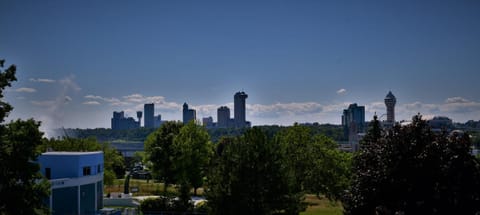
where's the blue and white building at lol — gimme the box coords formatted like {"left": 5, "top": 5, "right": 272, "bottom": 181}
{"left": 38, "top": 151, "right": 104, "bottom": 215}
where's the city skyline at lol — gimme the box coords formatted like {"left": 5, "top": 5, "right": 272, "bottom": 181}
{"left": 1, "top": 1, "right": 480, "bottom": 130}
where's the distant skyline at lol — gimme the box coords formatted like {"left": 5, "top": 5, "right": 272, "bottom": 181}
{"left": 1, "top": 1, "right": 480, "bottom": 132}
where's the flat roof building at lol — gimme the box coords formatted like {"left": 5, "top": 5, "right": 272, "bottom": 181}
{"left": 111, "top": 111, "right": 140, "bottom": 130}
{"left": 183, "top": 102, "right": 196, "bottom": 124}
{"left": 144, "top": 103, "right": 155, "bottom": 128}
{"left": 234, "top": 91, "right": 248, "bottom": 128}
{"left": 38, "top": 151, "right": 104, "bottom": 215}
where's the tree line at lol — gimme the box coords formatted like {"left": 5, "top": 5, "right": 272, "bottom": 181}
{"left": 62, "top": 123, "right": 346, "bottom": 143}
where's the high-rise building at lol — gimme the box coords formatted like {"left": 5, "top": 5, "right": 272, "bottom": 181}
{"left": 182, "top": 102, "right": 196, "bottom": 124}
{"left": 342, "top": 103, "right": 365, "bottom": 141}
{"left": 217, "top": 106, "right": 231, "bottom": 128}
{"left": 384, "top": 91, "right": 396, "bottom": 124}
{"left": 144, "top": 103, "right": 154, "bottom": 128}
{"left": 234, "top": 91, "right": 248, "bottom": 127}
{"left": 111, "top": 111, "right": 140, "bottom": 130}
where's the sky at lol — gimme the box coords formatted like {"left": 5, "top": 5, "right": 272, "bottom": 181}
{"left": 1, "top": 0, "right": 480, "bottom": 133}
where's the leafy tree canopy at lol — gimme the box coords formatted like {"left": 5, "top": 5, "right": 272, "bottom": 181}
{"left": 0, "top": 59, "right": 50, "bottom": 214}
{"left": 345, "top": 115, "right": 480, "bottom": 215}
{"left": 173, "top": 121, "right": 213, "bottom": 196}
{"left": 144, "top": 121, "right": 183, "bottom": 191}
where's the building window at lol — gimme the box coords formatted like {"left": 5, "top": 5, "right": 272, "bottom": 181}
{"left": 45, "top": 168, "right": 51, "bottom": 179}
{"left": 97, "top": 164, "right": 101, "bottom": 173}
{"left": 83, "top": 166, "right": 91, "bottom": 176}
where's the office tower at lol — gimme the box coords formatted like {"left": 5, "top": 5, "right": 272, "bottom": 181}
{"left": 111, "top": 111, "right": 124, "bottom": 130}
{"left": 342, "top": 103, "right": 365, "bottom": 141}
{"left": 144, "top": 103, "right": 154, "bottom": 128}
{"left": 234, "top": 91, "right": 248, "bottom": 127}
{"left": 384, "top": 91, "right": 396, "bottom": 124}
{"left": 111, "top": 111, "right": 139, "bottom": 130}
{"left": 217, "top": 106, "right": 231, "bottom": 128}
{"left": 182, "top": 102, "right": 196, "bottom": 124}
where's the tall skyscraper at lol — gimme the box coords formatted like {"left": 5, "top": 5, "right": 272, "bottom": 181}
{"left": 234, "top": 91, "right": 248, "bottom": 127}
{"left": 342, "top": 103, "right": 365, "bottom": 141}
{"left": 384, "top": 91, "right": 396, "bottom": 124}
{"left": 217, "top": 106, "right": 231, "bottom": 128}
{"left": 182, "top": 102, "right": 196, "bottom": 124}
{"left": 144, "top": 103, "right": 154, "bottom": 128}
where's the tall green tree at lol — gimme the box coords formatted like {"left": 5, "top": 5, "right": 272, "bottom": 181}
{"left": 345, "top": 115, "right": 480, "bottom": 214}
{"left": 275, "top": 124, "right": 351, "bottom": 201}
{"left": 207, "top": 128, "right": 302, "bottom": 215}
{"left": 0, "top": 59, "right": 50, "bottom": 214}
{"left": 173, "top": 121, "right": 213, "bottom": 195}
{"left": 144, "top": 121, "right": 183, "bottom": 192}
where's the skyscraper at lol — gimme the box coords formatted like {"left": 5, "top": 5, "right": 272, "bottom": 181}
{"left": 182, "top": 102, "right": 196, "bottom": 124}
{"left": 144, "top": 103, "right": 154, "bottom": 128}
{"left": 384, "top": 91, "right": 396, "bottom": 124}
{"left": 234, "top": 91, "right": 248, "bottom": 127}
{"left": 342, "top": 103, "right": 365, "bottom": 141}
{"left": 111, "top": 111, "right": 140, "bottom": 130}
{"left": 217, "top": 106, "right": 231, "bottom": 128}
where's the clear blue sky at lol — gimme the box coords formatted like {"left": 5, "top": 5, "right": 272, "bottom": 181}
{"left": 1, "top": 0, "right": 480, "bottom": 131}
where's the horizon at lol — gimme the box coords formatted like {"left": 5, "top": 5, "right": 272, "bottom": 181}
{"left": 1, "top": 1, "right": 480, "bottom": 131}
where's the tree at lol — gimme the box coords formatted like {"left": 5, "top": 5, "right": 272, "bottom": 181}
{"left": 102, "top": 142, "right": 125, "bottom": 184}
{"left": 173, "top": 121, "right": 213, "bottom": 196}
{"left": 0, "top": 59, "right": 50, "bottom": 214}
{"left": 207, "top": 128, "right": 302, "bottom": 215}
{"left": 345, "top": 115, "right": 480, "bottom": 214}
{"left": 274, "top": 124, "right": 351, "bottom": 201}
{"left": 144, "top": 121, "right": 183, "bottom": 192}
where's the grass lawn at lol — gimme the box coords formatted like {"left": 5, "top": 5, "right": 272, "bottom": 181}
{"left": 105, "top": 179, "right": 204, "bottom": 196}
{"left": 300, "top": 195, "right": 343, "bottom": 215}
{"left": 106, "top": 179, "right": 342, "bottom": 215}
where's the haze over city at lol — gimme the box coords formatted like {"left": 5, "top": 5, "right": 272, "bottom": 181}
{"left": 1, "top": 0, "right": 480, "bottom": 130}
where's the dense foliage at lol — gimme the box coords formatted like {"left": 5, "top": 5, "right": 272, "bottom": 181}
{"left": 144, "top": 121, "right": 183, "bottom": 191}
{"left": 63, "top": 127, "right": 156, "bottom": 142}
{"left": 63, "top": 123, "right": 345, "bottom": 143}
{"left": 173, "top": 121, "right": 213, "bottom": 195}
{"left": 0, "top": 59, "right": 50, "bottom": 214}
{"left": 345, "top": 115, "right": 480, "bottom": 214}
{"left": 207, "top": 128, "right": 297, "bottom": 215}
{"left": 275, "top": 124, "right": 351, "bottom": 201}
{"left": 206, "top": 126, "right": 351, "bottom": 215}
